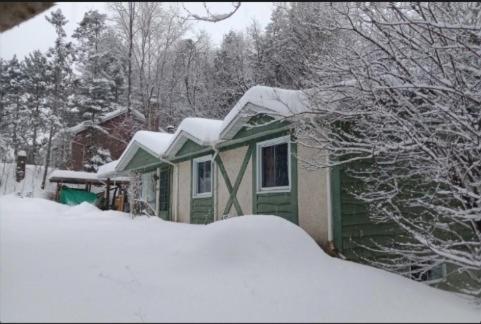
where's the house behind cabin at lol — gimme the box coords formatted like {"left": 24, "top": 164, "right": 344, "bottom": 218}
{"left": 51, "top": 108, "right": 146, "bottom": 171}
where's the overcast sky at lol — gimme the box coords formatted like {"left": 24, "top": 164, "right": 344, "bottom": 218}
{"left": 0, "top": 2, "right": 274, "bottom": 60}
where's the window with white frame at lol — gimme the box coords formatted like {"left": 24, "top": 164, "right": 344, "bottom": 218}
{"left": 193, "top": 155, "right": 212, "bottom": 198}
{"left": 141, "top": 170, "right": 157, "bottom": 209}
{"left": 257, "top": 136, "right": 291, "bottom": 192}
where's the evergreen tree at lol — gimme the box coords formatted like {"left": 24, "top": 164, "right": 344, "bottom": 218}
{"left": 3, "top": 55, "right": 27, "bottom": 158}
{"left": 72, "top": 10, "right": 116, "bottom": 122}
{"left": 22, "top": 50, "right": 50, "bottom": 164}
{"left": 41, "top": 9, "right": 74, "bottom": 189}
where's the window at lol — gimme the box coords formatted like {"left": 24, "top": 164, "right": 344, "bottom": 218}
{"left": 141, "top": 170, "right": 157, "bottom": 209}
{"left": 257, "top": 136, "right": 291, "bottom": 193}
{"left": 410, "top": 264, "right": 446, "bottom": 283}
{"left": 193, "top": 155, "right": 212, "bottom": 198}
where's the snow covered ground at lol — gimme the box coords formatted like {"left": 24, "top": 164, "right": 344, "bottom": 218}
{"left": 0, "top": 195, "right": 479, "bottom": 322}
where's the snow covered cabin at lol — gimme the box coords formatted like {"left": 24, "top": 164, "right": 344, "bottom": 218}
{"left": 112, "top": 86, "right": 332, "bottom": 246}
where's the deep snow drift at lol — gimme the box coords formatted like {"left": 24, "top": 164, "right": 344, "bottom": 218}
{"left": 0, "top": 196, "right": 479, "bottom": 322}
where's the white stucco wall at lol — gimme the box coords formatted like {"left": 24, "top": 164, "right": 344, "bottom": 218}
{"left": 296, "top": 143, "right": 330, "bottom": 245}
{"left": 176, "top": 160, "right": 191, "bottom": 223}
{"left": 216, "top": 146, "right": 253, "bottom": 218}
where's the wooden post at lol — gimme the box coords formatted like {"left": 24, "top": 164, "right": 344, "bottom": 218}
{"left": 105, "top": 178, "right": 111, "bottom": 209}
{"left": 55, "top": 182, "right": 60, "bottom": 201}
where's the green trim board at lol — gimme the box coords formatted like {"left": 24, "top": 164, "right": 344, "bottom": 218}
{"left": 330, "top": 165, "right": 343, "bottom": 250}
{"left": 170, "top": 148, "right": 214, "bottom": 163}
{"left": 232, "top": 115, "right": 289, "bottom": 141}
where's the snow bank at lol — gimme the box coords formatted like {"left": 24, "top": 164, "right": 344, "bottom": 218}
{"left": 1, "top": 196, "right": 479, "bottom": 322}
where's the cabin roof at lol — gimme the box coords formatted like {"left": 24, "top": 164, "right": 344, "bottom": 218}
{"left": 66, "top": 107, "right": 146, "bottom": 135}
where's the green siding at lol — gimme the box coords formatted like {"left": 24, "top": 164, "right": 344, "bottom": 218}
{"left": 335, "top": 161, "right": 403, "bottom": 260}
{"left": 124, "top": 148, "right": 160, "bottom": 171}
{"left": 176, "top": 139, "right": 205, "bottom": 157}
{"left": 330, "top": 165, "right": 343, "bottom": 250}
{"left": 191, "top": 197, "right": 214, "bottom": 224}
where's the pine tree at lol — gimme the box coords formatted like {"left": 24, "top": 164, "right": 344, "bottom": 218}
{"left": 22, "top": 50, "right": 49, "bottom": 164}
{"left": 3, "top": 55, "right": 27, "bottom": 158}
{"left": 41, "top": 9, "right": 74, "bottom": 189}
{"left": 72, "top": 10, "right": 116, "bottom": 122}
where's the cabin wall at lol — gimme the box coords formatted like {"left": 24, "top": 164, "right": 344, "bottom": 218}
{"left": 176, "top": 160, "right": 191, "bottom": 223}
{"left": 215, "top": 145, "right": 253, "bottom": 218}
{"left": 296, "top": 143, "right": 330, "bottom": 245}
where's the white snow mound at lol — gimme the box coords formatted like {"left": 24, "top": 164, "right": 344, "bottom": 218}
{"left": 0, "top": 196, "right": 479, "bottom": 322}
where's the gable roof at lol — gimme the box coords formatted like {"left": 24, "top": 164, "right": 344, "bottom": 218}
{"left": 219, "top": 86, "right": 310, "bottom": 139}
{"left": 115, "top": 131, "right": 174, "bottom": 172}
{"left": 66, "top": 107, "right": 146, "bottom": 135}
{"left": 163, "top": 117, "right": 223, "bottom": 158}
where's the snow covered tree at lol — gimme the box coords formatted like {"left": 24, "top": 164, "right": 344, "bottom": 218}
{"left": 3, "top": 55, "right": 27, "bottom": 158}
{"left": 22, "top": 50, "right": 50, "bottom": 164}
{"left": 72, "top": 10, "right": 117, "bottom": 122}
{"left": 41, "top": 9, "right": 74, "bottom": 189}
{"left": 294, "top": 2, "right": 481, "bottom": 295}
{"left": 0, "top": 58, "right": 9, "bottom": 162}
{"left": 83, "top": 145, "right": 112, "bottom": 172}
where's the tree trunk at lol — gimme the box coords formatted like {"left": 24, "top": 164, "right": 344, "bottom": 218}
{"left": 40, "top": 122, "right": 54, "bottom": 190}
{"left": 127, "top": 2, "right": 135, "bottom": 112}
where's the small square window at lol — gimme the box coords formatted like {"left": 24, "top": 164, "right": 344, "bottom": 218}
{"left": 193, "top": 156, "right": 212, "bottom": 198}
{"left": 257, "top": 136, "right": 291, "bottom": 193}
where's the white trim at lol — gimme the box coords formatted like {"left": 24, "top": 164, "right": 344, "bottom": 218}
{"left": 256, "top": 135, "right": 291, "bottom": 194}
{"left": 192, "top": 154, "right": 213, "bottom": 198}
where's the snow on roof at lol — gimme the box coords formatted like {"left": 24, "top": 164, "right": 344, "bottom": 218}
{"left": 163, "top": 117, "right": 223, "bottom": 157}
{"left": 66, "top": 107, "right": 146, "bottom": 135}
{"left": 96, "top": 160, "right": 119, "bottom": 178}
{"left": 115, "top": 131, "right": 174, "bottom": 172}
{"left": 174, "top": 117, "right": 223, "bottom": 145}
{"left": 129, "top": 131, "right": 174, "bottom": 157}
{"left": 220, "top": 86, "right": 311, "bottom": 138}
{"left": 48, "top": 170, "right": 99, "bottom": 181}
